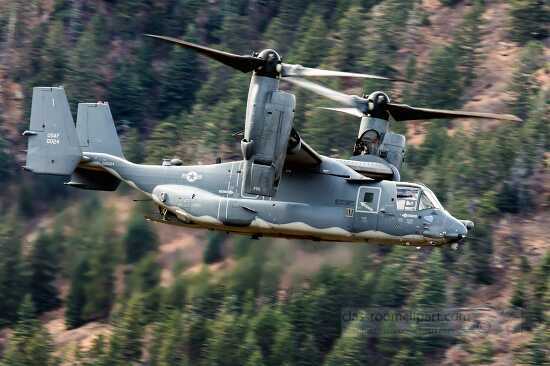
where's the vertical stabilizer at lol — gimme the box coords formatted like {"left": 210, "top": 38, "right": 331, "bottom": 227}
{"left": 76, "top": 102, "right": 124, "bottom": 158}
{"left": 23, "top": 87, "right": 82, "bottom": 175}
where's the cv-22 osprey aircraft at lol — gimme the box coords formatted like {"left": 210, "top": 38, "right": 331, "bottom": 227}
{"left": 23, "top": 36, "right": 520, "bottom": 248}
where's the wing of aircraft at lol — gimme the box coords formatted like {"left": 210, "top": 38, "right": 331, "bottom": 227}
{"left": 284, "top": 129, "right": 396, "bottom": 180}
{"left": 284, "top": 138, "right": 322, "bottom": 167}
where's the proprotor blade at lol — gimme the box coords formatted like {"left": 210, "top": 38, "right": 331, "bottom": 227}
{"left": 284, "top": 77, "right": 357, "bottom": 107}
{"left": 281, "top": 64, "right": 410, "bottom": 82}
{"left": 386, "top": 103, "right": 522, "bottom": 122}
{"left": 145, "top": 34, "right": 264, "bottom": 73}
{"left": 318, "top": 107, "right": 364, "bottom": 118}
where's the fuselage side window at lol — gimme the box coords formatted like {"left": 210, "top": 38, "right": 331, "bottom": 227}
{"left": 396, "top": 187, "right": 419, "bottom": 211}
{"left": 356, "top": 187, "right": 380, "bottom": 213}
{"left": 360, "top": 191, "right": 375, "bottom": 211}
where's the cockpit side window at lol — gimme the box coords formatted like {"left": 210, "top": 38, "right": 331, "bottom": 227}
{"left": 396, "top": 185, "right": 442, "bottom": 211}
{"left": 418, "top": 192, "right": 435, "bottom": 210}
{"left": 396, "top": 187, "right": 420, "bottom": 211}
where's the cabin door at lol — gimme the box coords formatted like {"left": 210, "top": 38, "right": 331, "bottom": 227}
{"left": 353, "top": 186, "right": 380, "bottom": 232}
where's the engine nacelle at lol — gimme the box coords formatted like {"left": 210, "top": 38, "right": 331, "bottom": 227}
{"left": 378, "top": 132, "right": 406, "bottom": 170}
{"left": 241, "top": 89, "right": 295, "bottom": 196}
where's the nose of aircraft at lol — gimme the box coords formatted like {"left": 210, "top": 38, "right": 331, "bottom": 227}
{"left": 445, "top": 215, "right": 469, "bottom": 242}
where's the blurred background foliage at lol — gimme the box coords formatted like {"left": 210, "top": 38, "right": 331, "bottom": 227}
{"left": 0, "top": 0, "right": 548, "bottom": 365}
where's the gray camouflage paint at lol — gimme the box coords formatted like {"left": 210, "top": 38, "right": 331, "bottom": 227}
{"left": 24, "top": 87, "right": 468, "bottom": 247}
{"left": 80, "top": 152, "right": 467, "bottom": 246}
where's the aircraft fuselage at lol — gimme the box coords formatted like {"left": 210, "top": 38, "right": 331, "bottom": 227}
{"left": 83, "top": 153, "right": 467, "bottom": 246}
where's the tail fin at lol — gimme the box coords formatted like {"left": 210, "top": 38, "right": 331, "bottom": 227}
{"left": 65, "top": 102, "right": 124, "bottom": 191}
{"left": 76, "top": 102, "right": 124, "bottom": 158}
{"left": 23, "top": 87, "right": 82, "bottom": 175}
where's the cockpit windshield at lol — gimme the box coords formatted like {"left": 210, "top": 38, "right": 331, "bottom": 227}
{"left": 396, "top": 184, "right": 442, "bottom": 211}
{"left": 422, "top": 186, "right": 443, "bottom": 210}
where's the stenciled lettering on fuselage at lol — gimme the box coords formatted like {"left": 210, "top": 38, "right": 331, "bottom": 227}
{"left": 101, "top": 159, "right": 115, "bottom": 167}
{"left": 46, "top": 132, "right": 60, "bottom": 145}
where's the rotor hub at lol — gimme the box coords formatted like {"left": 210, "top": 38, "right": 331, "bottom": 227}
{"left": 366, "top": 91, "right": 390, "bottom": 106}
{"left": 255, "top": 49, "right": 282, "bottom": 78}
{"left": 365, "top": 91, "right": 390, "bottom": 119}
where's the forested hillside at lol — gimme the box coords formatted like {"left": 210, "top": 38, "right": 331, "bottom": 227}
{"left": 0, "top": 0, "right": 548, "bottom": 365}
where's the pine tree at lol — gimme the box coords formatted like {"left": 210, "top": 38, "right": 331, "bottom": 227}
{"left": 204, "top": 309, "right": 248, "bottom": 366}
{"left": 112, "top": 0, "right": 152, "bottom": 38}
{"left": 227, "top": 247, "right": 265, "bottom": 305}
{"left": 465, "top": 195, "right": 495, "bottom": 285}
{"left": 126, "top": 253, "right": 161, "bottom": 321}
{"left": 239, "top": 330, "right": 265, "bottom": 366}
{"left": 440, "top": 0, "right": 461, "bottom": 6}
{"left": 509, "top": 0, "right": 549, "bottom": 44}
{"left": 134, "top": 38, "right": 156, "bottom": 92}
{"left": 245, "top": 350, "right": 265, "bottom": 366}
{"left": 325, "top": 0, "right": 365, "bottom": 72}
{"left": 520, "top": 88, "right": 550, "bottom": 169}
{"left": 418, "top": 251, "right": 448, "bottom": 305}
{"left": 523, "top": 251, "right": 550, "bottom": 329}
{"left": 262, "top": 0, "right": 310, "bottom": 55}
{"left": 296, "top": 334, "right": 321, "bottom": 366}
{"left": 454, "top": 2, "right": 485, "bottom": 88}
{"left": 163, "top": 276, "right": 187, "bottom": 311}
{"left": 285, "top": 289, "right": 320, "bottom": 365}
{"left": 65, "top": 257, "right": 90, "bottom": 329}
{"left": 158, "top": 31, "right": 201, "bottom": 119}
{"left": 390, "top": 348, "right": 423, "bottom": 366}
{"left": 38, "top": 20, "right": 66, "bottom": 86}
{"left": 104, "top": 294, "right": 145, "bottom": 365}
{"left": 413, "top": 45, "right": 463, "bottom": 109}
{"left": 269, "top": 315, "right": 294, "bottom": 366}
{"left": 471, "top": 339, "right": 494, "bottom": 364}
{"left": 0, "top": 115, "right": 9, "bottom": 181}
{"left": 372, "top": 262, "right": 408, "bottom": 308}
{"left": 0, "top": 218, "right": 27, "bottom": 325}
{"left": 287, "top": 5, "right": 329, "bottom": 67}
{"left": 250, "top": 306, "right": 281, "bottom": 361}
{"left": 65, "top": 15, "right": 103, "bottom": 108}
{"left": 522, "top": 323, "right": 549, "bottom": 365}
{"left": 506, "top": 41, "right": 544, "bottom": 121}
{"left": 361, "top": 0, "right": 415, "bottom": 93}
{"left": 191, "top": 275, "right": 226, "bottom": 319}
{"left": 79, "top": 334, "right": 107, "bottom": 365}
{"left": 410, "top": 249, "right": 450, "bottom": 355}
{"left": 147, "top": 319, "right": 164, "bottom": 366}
{"left": 510, "top": 279, "right": 526, "bottom": 309}
{"left": 258, "top": 250, "right": 285, "bottom": 302}
{"left": 187, "top": 315, "right": 209, "bottom": 363}
{"left": 310, "top": 267, "right": 360, "bottom": 354}
{"left": 108, "top": 61, "right": 146, "bottom": 124}
{"left": 0, "top": 295, "right": 55, "bottom": 366}
{"left": 155, "top": 311, "right": 188, "bottom": 366}
{"left": 127, "top": 254, "right": 161, "bottom": 295}
{"left": 323, "top": 319, "right": 366, "bottom": 366}
{"left": 203, "top": 232, "right": 225, "bottom": 264}
{"left": 145, "top": 121, "right": 180, "bottom": 164}
{"left": 400, "top": 55, "right": 417, "bottom": 106}
{"left": 29, "top": 231, "right": 61, "bottom": 314}
{"left": 124, "top": 207, "right": 158, "bottom": 263}
{"left": 83, "top": 215, "right": 116, "bottom": 321}
{"left": 122, "top": 127, "right": 144, "bottom": 163}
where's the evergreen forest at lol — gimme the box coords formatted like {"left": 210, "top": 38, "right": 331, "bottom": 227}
{"left": 0, "top": 0, "right": 548, "bottom": 365}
